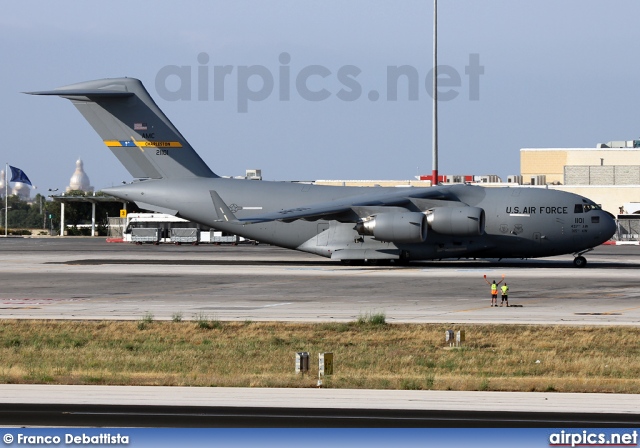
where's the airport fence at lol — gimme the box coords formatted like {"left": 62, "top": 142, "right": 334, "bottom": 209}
{"left": 615, "top": 218, "right": 640, "bottom": 243}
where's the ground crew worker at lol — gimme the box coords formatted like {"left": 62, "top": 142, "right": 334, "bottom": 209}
{"left": 484, "top": 274, "right": 504, "bottom": 307}
{"left": 500, "top": 283, "right": 509, "bottom": 307}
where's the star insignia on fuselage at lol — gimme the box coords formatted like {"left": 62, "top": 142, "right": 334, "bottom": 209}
{"left": 228, "top": 204, "right": 241, "bottom": 213}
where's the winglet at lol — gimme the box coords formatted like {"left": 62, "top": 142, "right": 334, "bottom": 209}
{"left": 210, "top": 191, "right": 239, "bottom": 223}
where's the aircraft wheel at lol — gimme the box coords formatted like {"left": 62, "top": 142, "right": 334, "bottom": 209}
{"left": 573, "top": 256, "right": 587, "bottom": 268}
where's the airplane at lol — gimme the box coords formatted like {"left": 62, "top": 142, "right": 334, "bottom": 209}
{"left": 28, "top": 78, "right": 616, "bottom": 267}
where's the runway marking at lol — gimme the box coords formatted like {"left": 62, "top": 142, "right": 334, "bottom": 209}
{"left": 591, "top": 304, "right": 640, "bottom": 315}
{"left": 0, "top": 306, "right": 41, "bottom": 310}
{"left": 262, "top": 303, "right": 293, "bottom": 308}
{"left": 1, "top": 298, "right": 88, "bottom": 305}
{"left": 456, "top": 306, "right": 489, "bottom": 313}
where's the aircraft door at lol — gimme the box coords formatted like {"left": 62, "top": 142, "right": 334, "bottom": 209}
{"left": 317, "top": 223, "right": 330, "bottom": 246}
{"left": 533, "top": 232, "right": 541, "bottom": 244}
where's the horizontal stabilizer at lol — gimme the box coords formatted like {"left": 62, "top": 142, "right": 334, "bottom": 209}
{"left": 26, "top": 89, "right": 134, "bottom": 98}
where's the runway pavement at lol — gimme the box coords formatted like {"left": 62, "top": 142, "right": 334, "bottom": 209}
{"left": 0, "top": 237, "right": 639, "bottom": 325}
{"left": 0, "top": 385, "right": 638, "bottom": 427}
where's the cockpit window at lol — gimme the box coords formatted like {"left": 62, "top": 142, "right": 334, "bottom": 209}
{"left": 583, "top": 203, "right": 601, "bottom": 212}
{"left": 576, "top": 202, "right": 602, "bottom": 213}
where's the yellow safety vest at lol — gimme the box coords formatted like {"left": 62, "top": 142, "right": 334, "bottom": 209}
{"left": 501, "top": 285, "right": 509, "bottom": 294}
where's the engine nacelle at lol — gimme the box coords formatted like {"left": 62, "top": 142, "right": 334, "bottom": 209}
{"left": 426, "top": 206, "right": 485, "bottom": 236}
{"left": 355, "top": 212, "right": 427, "bottom": 243}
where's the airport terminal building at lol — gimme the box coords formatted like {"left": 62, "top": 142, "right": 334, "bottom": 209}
{"left": 520, "top": 140, "right": 640, "bottom": 216}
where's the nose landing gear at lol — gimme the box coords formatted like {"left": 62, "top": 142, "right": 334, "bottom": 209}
{"left": 572, "top": 248, "right": 593, "bottom": 268}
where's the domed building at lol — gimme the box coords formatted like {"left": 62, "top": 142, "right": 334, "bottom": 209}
{"left": 66, "top": 159, "right": 94, "bottom": 193}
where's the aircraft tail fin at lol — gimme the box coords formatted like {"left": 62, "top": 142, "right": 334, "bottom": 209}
{"left": 27, "top": 78, "right": 217, "bottom": 180}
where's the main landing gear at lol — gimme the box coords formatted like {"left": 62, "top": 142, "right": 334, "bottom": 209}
{"left": 572, "top": 248, "right": 593, "bottom": 268}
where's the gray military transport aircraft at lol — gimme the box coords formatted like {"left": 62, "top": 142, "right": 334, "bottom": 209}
{"left": 29, "top": 78, "right": 616, "bottom": 267}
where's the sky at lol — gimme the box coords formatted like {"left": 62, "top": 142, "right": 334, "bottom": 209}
{"left": 3, "top": 0, "right": 640, "bottom": 192}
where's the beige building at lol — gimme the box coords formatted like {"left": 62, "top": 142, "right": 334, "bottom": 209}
{"left": 521, "top": 142, "right": 640, "bottom": 215}
{"left": 521, "top": 147, "right": 640, "bottom": 185}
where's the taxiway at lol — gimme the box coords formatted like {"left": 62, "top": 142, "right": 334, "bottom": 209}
{"left": 0, "top": 238, "right": 639, "bottom": 325}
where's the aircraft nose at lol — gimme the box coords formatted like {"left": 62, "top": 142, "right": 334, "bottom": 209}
{"left": 602, "top": 211, "right": 617, "bottom": 242}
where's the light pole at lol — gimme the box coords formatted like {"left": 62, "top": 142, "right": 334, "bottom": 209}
{"left": 432, "top": 0, "right": 439, "bottom": 186}
{"left": 47, "top": 189, "right": 58, "bottom": 236}
{"left": 2, "top": 206, "right": 11, "bottom": 236}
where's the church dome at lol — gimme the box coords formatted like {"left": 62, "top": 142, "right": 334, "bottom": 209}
{"left": 67, "top": 159, "right": 94, "bottom": 192}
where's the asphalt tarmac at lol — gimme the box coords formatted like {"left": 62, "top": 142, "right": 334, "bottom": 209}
{"left": 0, "top": 238, "right": 639, "bottom": 325}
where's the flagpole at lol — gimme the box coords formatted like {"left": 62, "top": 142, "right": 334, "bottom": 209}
{"left": 4, "top": 163, "right": 7, "bottom": 237}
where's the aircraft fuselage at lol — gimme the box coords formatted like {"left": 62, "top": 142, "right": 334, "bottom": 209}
{"left": 104, "top": 179, "right": 616, "bottom": 262}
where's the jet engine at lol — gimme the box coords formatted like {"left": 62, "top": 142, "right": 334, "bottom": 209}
{"left": 355, "top": 212, "right": 427, "bottom": 243}
{"left": 426, "top": 206, "right": 485, "bottom": 236}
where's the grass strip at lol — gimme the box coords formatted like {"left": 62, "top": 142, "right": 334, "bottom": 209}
{"left": 1, "top": 319, "right": 638, "bottom": 393}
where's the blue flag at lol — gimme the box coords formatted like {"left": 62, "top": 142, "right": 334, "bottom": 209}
{"left": 9, "top": 165, "right": 32, "bottom": 186}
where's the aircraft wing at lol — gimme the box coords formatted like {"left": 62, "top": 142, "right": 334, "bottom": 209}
{"left": 235, "top": 187, "right": 458, "bottom": 224}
